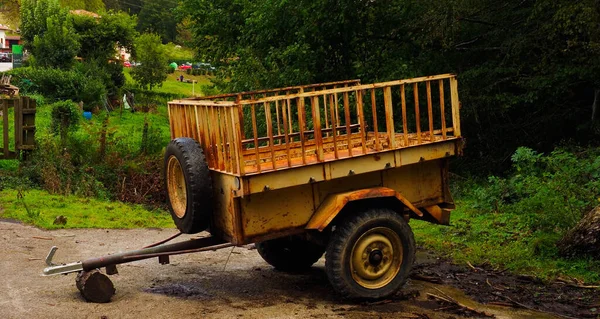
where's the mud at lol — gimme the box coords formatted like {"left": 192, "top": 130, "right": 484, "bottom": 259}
{"left": 412, "top": 250, "right": 600, "bottom": 318}
{"left": 0, "top": 220, "right": 598, "bottom": 319}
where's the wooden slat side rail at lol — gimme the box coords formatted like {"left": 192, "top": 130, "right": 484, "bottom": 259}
{"left": 449, "top": 77, "right": 461, "bottom": 137}
{"left": 238, "top": 74, "right": 456, "bottom": 105}
{"left": 188, "top": 79, "right": 361, "bottom": 102}
{"left": 167, "top": 74, "right": 461, "bottom": 176}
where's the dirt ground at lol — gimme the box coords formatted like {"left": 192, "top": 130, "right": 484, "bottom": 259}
{"left": 1, "top": 220, "right": 598, "bottom": 319}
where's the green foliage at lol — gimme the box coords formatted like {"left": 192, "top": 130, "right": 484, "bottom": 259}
{"left": 5, "top": 67, "right": 106, "bottom": 105}
{"left": 410, "top": 146, "right": 600, "bottom": 282}
{"left": 131, "top": 33, "right": 169, "bottom": 90}
{"left": 473, "top": 147, "right": 600, "bottom": 232}
{"left": 184, "top": 0, "right": 600, "bottom": 171}
{"left": 137, "top": 0, "right": 179, "bottom": 44}
{"left": 60, "top": 0, "right": 105, "bottom": 12}
{"left": 50, "top": 100, "right": 80, "bottom": 143}
{"left": 71, "top": 11, "right": 138, "bottom": 61}
{"left": 21, "top": 0, "right": 80, "bottom": 69}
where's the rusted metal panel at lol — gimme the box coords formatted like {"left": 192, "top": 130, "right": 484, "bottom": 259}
{"left": 240, "top": 184, "right": 314, "bottom": 239}
{"left": 305, "top": 187, "right": 423, "bottom": 231}
{"left": 382, "top": 160, "right": 446, "bottom": 205}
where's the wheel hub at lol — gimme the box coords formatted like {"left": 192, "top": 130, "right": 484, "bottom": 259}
{"left": 166, "top": 156, "right": 187, "bottom": 218}
{"left": 350, "top": 227, "right": 403, "bottom": 289}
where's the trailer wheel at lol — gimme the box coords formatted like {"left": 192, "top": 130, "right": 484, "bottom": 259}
{"left": 164, "top": 138, "right": 212, "bottom": 234}
{"left": 256, "top": 236, "right": 325, "bottom": 271}
{"left": 325, "top": 208, "right": 415, "bottom": 299}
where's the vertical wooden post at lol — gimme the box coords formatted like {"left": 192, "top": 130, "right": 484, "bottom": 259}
{"left": 323, "top": 94, "right": 329, "bottom": 137}
{"left": 265, "top": 102, "right": 276, "bottom": 170}
{"left": 275, "top": 99, "right": 281, "bottom": 138}
{"left": 370, "top": 89, "right": 380, "bottom": 151}
{"left": 426, "top": 81, "right": 434, "bottom": 141}
{"left": 232, "top": 106, "right": 245, "bottom": 175}
{"left": 311, "top": 96, "right": 324, "bottom": 162}
{"left": 439, "top": 79, "right": 447, "bottom": 140}
{"left": 449, "top": 76, "right": 461, "bottom": 137}
{"left": 357, "top": 90, "right": 367, "bottom": 154}
{"left": 297, "top": 97, "right": 307, "bottom": 165}
{"left": 413, "top": 83, "right": 422, "bottom": 144}
{"left": 329, "top": 93, "right": 339, "bottom": 159}
{"left": 2, "top": 99, "right": 9, "bottom": 158}
{"left": 400, "top": 84, "right": 409, "bottom": 146}
{"left": 224, "top": 106, "right": 235, "bottom": 173}
{"left": 383, "top": 86, "right": 395, "bottom": 149}
{"left": 281, "top": 99, "right": 292, "bottom": 167}
{"left": 251, "top": 103, "right": 261, "bottom": 172}
{"left": 343, "top": 91, "right": 352, "bottom": 156}
{"left": 216, "top": 107, "right": 227, "bottom": 171}
{"left": 14, "top": 98, "right": 22, "bottom": 153}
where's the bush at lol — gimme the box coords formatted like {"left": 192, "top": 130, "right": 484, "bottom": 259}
{"left": 472, "top": 147, "right": 600, "bottom": 233}
{"left": 5, "top": 67, "right": 106, "bottom": 105}
{"left": 50, "top": 100, "right": 79, "bottom": 143}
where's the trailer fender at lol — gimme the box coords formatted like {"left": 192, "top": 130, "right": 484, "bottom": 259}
{"left": 306, "top": 187, "right": 423, "bottom": 231}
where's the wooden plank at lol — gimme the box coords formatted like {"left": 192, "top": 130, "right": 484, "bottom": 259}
{"left": 439, "top": 79, "right": 447, "bottom": 140}
{"left": 286, "top": 92, "right": 293, "bottom": 142}
{"left": 343, "top": 91, "right": 353, "bottom": 156}
{"left": 311, "top": 96, "right": 324, "bottom": 162}
{"left": 265, "top": 102, "right": 276, "bottom": 170}
{"left": 370, "top": 89, "right": 381, "bottom": 151}
{"left": 449, "top": 77, "right": 461, "bottom": 137}
{"left": 211, "top": 106, "right": 224, "bottom": 170}
{"left": 413, "top": 83, "right": 422, "bottom": 144}
{"left": 219, "top": 107, "right": 230, "bottom": 172}
{"left": 275, "top": 99, "right": 281, "bottom": 138}
{"left": 282, "top": 98, "right": 292, "bottom": 167}
{"left": 250, "top": 103, "right": 261, "bottom": 173}
{"left": 14, "top": 98, "right": 22, "bottom": 152}
{"left": 232, "top": 106, "right": 245, "bottom": 175}
{"left": 167, "top": 104, "right": 175, "bottom": 139}
{"left": 400, "top": 84, "right": 409, "bottom": 146}
{"left": 329, "top": 93, "right": 339, "bottom": 159}
{"left": 323, "top": 94, "right": 329, "bottom": 137}
{"left": 3, "top": 100, "right": 9, "bottom": 158}
{"left": 201, "top": 106, "right": 214, "bottom": 168}
{"left": 357, "top": 90, "right": 367, "bottom": 154}
{"left": 426, "top": 81, "right": 434, "bottom": 141}
{"left": 383, "top": 86, "right": 395, "bottom": 149}
{"left": 297, "top": 97, "right": 307, "bottom": 165}
{"left": 225, "top": 106, "right": 237, "bottom": 173}
{"left": 238, "top": 74, "right": 456, "bottom": 105}
{"left": 298, "top": 88, "right": 306, "bottom": 132}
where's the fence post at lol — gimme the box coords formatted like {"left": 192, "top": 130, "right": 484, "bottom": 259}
{"left": 449, "top": 77, "right": 461, "bottom": 137}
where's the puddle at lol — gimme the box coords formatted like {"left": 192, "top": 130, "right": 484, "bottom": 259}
{"left": 144, "top": 283, "right": 213, "bottom": 300}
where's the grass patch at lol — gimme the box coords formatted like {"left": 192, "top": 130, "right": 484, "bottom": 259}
{"left": 123, "top": 68, "right": 213, "bottom": 97}
{"left": 0, "top": 189, "right": 173, "bottom": 229}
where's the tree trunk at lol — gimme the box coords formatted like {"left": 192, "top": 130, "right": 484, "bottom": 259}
{"left": 557, "top": 205, "right": 600, "bottom": 259}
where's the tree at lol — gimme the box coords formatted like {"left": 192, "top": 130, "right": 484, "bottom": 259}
{"left": 131, "top": 33, "right": 168, "bottom": 90}
{"left": 137, "top": 0, "right": 179, "bottom": 44}
{"left": 20, "top": 0, "right": 80, "bottom": 68}
{"left": 184, "top": 0, "right": 600, "bottom": 172}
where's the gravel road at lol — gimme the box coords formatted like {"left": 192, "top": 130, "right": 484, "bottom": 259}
{"left": 0, "top": 220, "right": 563, "bottom": 319}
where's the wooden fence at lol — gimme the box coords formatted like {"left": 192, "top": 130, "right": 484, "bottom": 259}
{"left": 0, "top": 96, "right": 36, "bottom": 160}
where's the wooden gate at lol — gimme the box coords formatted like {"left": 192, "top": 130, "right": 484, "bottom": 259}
{"left": 1, "top": 97, "right": 36, "bottom": 160}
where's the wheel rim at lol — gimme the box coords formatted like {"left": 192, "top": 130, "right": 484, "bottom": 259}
{"left": 167, "top": 155, "right": 187, "bottom": 218}
{"left": 350, "top": 227, "right": 403, "bottom": 289}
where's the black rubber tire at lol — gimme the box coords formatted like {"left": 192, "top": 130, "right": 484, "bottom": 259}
{"left": 256, "top": 236, "right": 325, "bottom": 271}
{"left": 325, "top": 208, "right": 416, "bottom": 300}
{"left": 164, "top": 138, "right": 213, "bottom": 234}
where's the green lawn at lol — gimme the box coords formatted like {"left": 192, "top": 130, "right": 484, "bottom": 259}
{"left": 0, "top": 189, "right": 173, "bottom": 229}
{"left": 123, "top": 68, "right": 213, "bottom": 97}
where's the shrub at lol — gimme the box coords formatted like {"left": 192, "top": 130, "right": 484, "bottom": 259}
{"left": 471, "top": 147, "right": 600, "bottom": 233}
{"left": 50, "top": 100, "right": 80, "bottom": 144}
{"left": 5, "top": 67, "right": 106, "bottom": 105}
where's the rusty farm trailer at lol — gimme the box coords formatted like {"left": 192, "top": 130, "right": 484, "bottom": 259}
{"left": 43, "top": 74, "right": 464, "bottom": 302}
